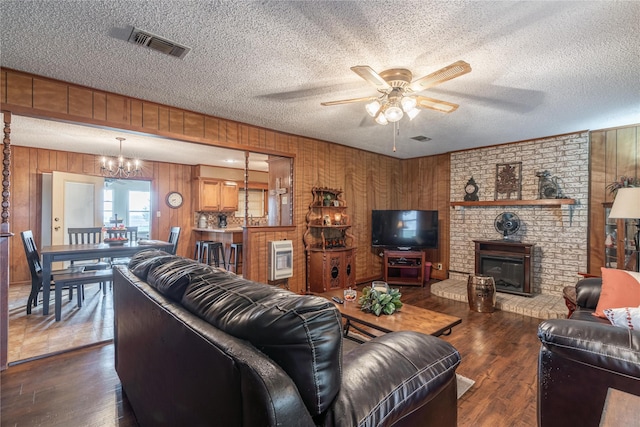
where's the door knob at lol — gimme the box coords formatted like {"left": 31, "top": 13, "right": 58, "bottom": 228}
{"left": 54, "top": 217, "right": 60, "bottom": 222}
{"left": 54, "top": 226, "right": 60, "bottom": 231}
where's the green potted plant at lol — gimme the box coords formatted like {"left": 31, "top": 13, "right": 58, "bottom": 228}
{"left": 606, "top": 176, "right": 640, "bottom": 196}
{"left": 358, "top": 286, "right": 403, "bottom": 316}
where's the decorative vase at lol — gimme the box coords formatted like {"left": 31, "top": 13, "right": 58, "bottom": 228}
{"left": 198, "top": 213, "right": 208, "bottom": 229}
{"left": 467, "top": 275, "right": 496, "bottom": 313}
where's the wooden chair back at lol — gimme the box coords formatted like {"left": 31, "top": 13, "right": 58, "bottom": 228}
{"left": 68, "top": 227, "right": 103, "bottom": 244}
{"left": 20, "top": 230, "right": 43, "bottom": 281}
{"left": 168, "top": 227, "right": 181, "bottom": 255}
{"left": 106, "top": 226, "right": 138, "bottom": 241}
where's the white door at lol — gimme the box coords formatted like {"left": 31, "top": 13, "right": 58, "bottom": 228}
{"left": 51, "top": 172, "right": 104, "bottom": 245}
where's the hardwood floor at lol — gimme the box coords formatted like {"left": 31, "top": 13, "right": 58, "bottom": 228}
{"left": 1, "top": 285, "right": 543, "bottom": 426}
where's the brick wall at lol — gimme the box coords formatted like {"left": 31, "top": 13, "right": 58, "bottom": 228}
{"left": 449, "top": 132, "right": 589, "bottom": 296}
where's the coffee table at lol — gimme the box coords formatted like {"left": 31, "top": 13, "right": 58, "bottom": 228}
{"left": 319, "top": 289, "right": 462, "bottom": 339}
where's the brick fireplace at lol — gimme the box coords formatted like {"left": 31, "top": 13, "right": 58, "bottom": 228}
{"left": 449, "top": 132, "right": 589, "bottom": 297}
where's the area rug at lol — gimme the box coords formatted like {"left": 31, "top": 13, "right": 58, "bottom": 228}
{"left": 456, "top": 374, "right": 475, "bottom": 399}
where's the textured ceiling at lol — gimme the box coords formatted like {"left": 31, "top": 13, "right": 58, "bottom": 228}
{"left": 1, "top": 1, "right": 639, "bottom": 161}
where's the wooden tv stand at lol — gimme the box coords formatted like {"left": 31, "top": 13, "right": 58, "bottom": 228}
{"left": 383, "top": 250, "right": 425, "bottom": 287}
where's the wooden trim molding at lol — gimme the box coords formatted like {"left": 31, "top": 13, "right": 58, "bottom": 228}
{"left": 1, "top": 111, "right": 11, "bottom": 371}
{"left": 1, "top": 111, "right": 10, "bottom": 232}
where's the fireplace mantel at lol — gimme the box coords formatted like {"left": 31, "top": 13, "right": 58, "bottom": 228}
{"left": 451, "top": 199, "right": 575, "bottom": 207}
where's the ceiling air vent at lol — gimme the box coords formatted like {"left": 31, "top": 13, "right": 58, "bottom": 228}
{"left": 128, "top": 27, "right": 190, "bottom": 59}
{"left": 410, "top": 135, "right": 432, "bottom": 142}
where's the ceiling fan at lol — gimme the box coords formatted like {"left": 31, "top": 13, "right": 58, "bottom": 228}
{"left": 321, "top": 60, "right": 471, "bottom": 125}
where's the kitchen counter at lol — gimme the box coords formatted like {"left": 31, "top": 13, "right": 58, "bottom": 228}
{"left": 193, "top": 227, "right": 243, "bottom": 233}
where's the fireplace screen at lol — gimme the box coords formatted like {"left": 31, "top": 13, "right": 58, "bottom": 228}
{"left": 474, "top": 240, "right": 534, "bottom": 296}
{"left": 480, "top": 256, "right": 524, "bottom": 293}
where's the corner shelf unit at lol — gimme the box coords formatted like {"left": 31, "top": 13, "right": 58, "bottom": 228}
{"left": 304, "top": 187, "right": 356, "bottom": 293}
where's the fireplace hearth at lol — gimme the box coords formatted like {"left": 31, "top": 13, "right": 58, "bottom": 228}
{"left": 474, "top": 240, "right": 534, "bottom": 296}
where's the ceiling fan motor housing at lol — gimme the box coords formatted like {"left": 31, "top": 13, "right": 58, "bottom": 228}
{"left": 379, "top": 69, "right": 413, "bottom": 89}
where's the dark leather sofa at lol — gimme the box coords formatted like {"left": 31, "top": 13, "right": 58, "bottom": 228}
{"left": 537, "top": 277, "right": 640, "bottom": 427}
{"left": 113, "top": 250, "right": 461, "bottom": 427}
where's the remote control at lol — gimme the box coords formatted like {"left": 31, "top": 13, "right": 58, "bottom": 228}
{"left": 331, "top": 296, "right": 344, "bottom": 304}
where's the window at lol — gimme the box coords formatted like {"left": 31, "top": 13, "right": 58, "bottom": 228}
{"left": 128, "top": 191, "right": 150, "bottom": 238}
{"left": 103, "top": 180, "right": 151, "bottom": 238}
{"left": 103, "top": 189, "right": 113, "bottom": 226}
{"left": 236, "top": 189, "right": 266, "bottom": 219}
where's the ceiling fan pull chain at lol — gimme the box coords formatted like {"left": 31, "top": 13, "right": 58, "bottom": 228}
{"left": 393, "top": 121, "right": 398, "bottom": 152}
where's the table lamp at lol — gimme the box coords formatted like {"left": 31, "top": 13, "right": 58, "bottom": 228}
{"left": 608, "top": 187, "right": 640, "bottom": 271}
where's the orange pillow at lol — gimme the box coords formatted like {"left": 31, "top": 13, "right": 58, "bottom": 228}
{"left": 593, "top": 268, "right": 640, "bottom": 318}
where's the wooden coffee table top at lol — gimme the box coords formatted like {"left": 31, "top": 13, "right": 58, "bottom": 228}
{"left": 319, "top": 289, "right": 462, "bottom": 337}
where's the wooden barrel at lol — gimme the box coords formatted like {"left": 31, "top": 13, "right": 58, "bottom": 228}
{"left": 467, "top": 275, "right": 496, "bottom": 312}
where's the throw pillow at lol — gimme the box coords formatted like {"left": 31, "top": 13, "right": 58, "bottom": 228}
{"left": 593, "top": 268, "right": 640, "bottom": 318}
{"left": 603, "top": 306, "right": 640, "bottom": 330}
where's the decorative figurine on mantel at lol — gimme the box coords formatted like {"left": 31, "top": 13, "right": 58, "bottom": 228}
{"left": 495, "top": 162, "right": 522, "bottom": 200}
{"left": 536, "top": 170, "right": 563, "bottom": 199}
{"left": 464, "top": 177, "right": 479, "bottom": 201}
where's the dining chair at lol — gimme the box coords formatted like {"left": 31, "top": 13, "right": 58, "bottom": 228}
{"left": 106, "top": 226, "right": 138, "bottom": 241}
{"left": 21, "top": 230, "right": 112, "bottom": 319}
{"left": 108, "top": 226, "right": 139, "bottom": 266}
{"left": 168, "top": 227, "right": 181, "bottom": 255}
{"left": 67, "top": 227, "right": 111, "bottom": 270}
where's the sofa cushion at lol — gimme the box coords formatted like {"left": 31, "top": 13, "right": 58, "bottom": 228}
{"left": 181, "top": 270, "right": 343, "bottom": 417}
{"left": 146, "top": 257, "right": 213, "bottom": 301}
{"left": 593, "top": 268, "right": 640, "bottom": 318}
{"left": 128, "top": 249, "right": 177, "bottom": 280}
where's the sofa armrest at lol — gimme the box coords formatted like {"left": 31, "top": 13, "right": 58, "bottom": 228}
{"left": 538, "top": 319, "right": 640, "bottom": 378}
{"left": 575, "top": 277, "right": 602, "bottom": 309}
{"left": 537, "top": 319, "right": 640, "bottom": 426}
{"left": 325, "top": 331, "right": 460, "bottom": 427}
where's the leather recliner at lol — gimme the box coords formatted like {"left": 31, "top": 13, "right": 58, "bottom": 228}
{"left": 537, "top": 277, "right": 640, "bottom": 427}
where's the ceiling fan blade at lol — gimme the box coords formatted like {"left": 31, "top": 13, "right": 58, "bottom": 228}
{"left": 409, "top": 60, "right": 471, "bottom": 92}
{"left": 350, "top": 66, "right": 391, "bottom": 91}
{"left": 321, "top": 96, "right": 378, "bottom": 106}
{"left": 415, "top": 96, "right": 459, "bottom": 113}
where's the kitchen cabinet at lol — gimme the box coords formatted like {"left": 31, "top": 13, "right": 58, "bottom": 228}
{"left": 194, "top": 178, "right": 238, "bottom": 212}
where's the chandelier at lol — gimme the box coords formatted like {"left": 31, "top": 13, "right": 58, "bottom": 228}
{"left": 100, "top": 137, "right": 141, "bottom": 178}
{"left": 364, "top": 88, "right": 422, "bottom": 126}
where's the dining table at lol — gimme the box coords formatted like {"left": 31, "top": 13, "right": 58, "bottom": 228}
{"left": 39, "top": 240, "right": 174, "bottom": 315}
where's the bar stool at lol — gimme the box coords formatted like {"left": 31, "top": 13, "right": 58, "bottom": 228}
{"left": 228, "top": 243, "right": 243, "bottom": 275}
{"left": 194, "top": 240, "right": 215, "bottom": 262}
{"left": 203, "top": 241, "right": 226, "bottom": 268}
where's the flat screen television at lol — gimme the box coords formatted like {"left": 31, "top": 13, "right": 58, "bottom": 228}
{"left": 371, "top": 210, "right": 438, "bottom": 250}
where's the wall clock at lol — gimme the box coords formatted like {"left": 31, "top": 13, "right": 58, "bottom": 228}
{"left": 166, "top": 191, "right": 183, "bottom": 208}
{"left": 464, "top": 177, "right": 479, "bottom": 201}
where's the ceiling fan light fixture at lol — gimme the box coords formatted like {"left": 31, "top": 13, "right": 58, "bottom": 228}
{"left": 365, "top": 100, "right": 382, "bottom": 117}
{"left": 384, "top": 104, "right": 404, "bottom": 122}
{"left": 374, "top": 111, "right": 389, "bottom": 125}
{"left": 401, "top": 96, "right": 417, "bottom": 112}
{"left": 407, "top": 108, "right": 421, "bottom": 120}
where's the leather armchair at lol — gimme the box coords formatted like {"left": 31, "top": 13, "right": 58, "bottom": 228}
{"left": 537, "top": 277, "right": 640, "bottom": 427}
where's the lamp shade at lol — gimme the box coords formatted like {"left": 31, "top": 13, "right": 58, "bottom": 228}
{"left": 609, "top": 187, "right": 640, "bottom": 219}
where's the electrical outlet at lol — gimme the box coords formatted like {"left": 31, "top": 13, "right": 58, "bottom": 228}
{"left": 436, "top": 263, "right": 443, "bottom": 270}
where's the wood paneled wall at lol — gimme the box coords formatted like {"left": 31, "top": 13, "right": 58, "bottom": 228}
{"left": 400, "top": 154, "right": 451, "bottom": 280}
{"left": 589, "top": 125, "right": 640, "bottom": 273}
{"left": 2, "top": 68, "right": 407, "bottom": 293}
{"left": 8, "top": 145, "right": 196, "bottom": 284}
